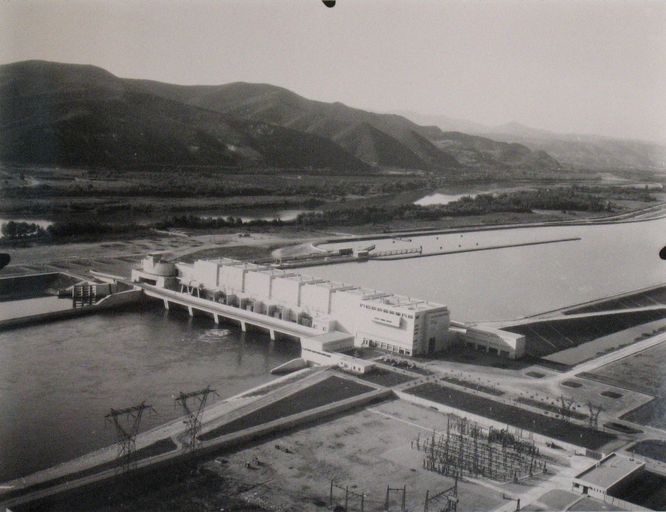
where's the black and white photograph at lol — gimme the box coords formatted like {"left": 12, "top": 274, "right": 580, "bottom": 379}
{"left": 1, "top": 0, "right": 666, "bottom": 510}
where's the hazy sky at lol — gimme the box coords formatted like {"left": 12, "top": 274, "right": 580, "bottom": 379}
{"left": 1, "top": 0, "right": 665, "bottom": 141}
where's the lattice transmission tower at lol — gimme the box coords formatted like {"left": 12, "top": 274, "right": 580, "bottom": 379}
{"left": 174, "top": 385, "right": 218, "bottom": 450}
{"left": 105, "top": 401, "right": 156, "bottom": 473}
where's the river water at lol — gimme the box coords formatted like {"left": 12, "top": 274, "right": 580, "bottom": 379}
{"left": 312, "top": 217, "right": 666, "bottom": 322}
{"left": 0, "top": 304, "right": 299, "bottom": 482}
{"left": 2, "top": 216, "right": 664, "bottom": 483}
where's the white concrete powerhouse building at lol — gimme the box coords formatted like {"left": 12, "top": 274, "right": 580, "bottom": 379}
{"left": 134, "top": 256, "right": 451, "bottom": 356}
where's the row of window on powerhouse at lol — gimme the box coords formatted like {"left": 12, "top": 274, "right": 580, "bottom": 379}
{"left": 360, "top": 303, "right": 416, "bottom": 319}
{"left": 464, "top": 341, "right": 511, "bottom": 357}
{"left": 361, "top": 338, "right": 413, "bottom": 356}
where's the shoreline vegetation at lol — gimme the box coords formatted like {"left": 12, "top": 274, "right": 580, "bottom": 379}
{"left": 1, "top": 184, "right": 659, "bottom": 245}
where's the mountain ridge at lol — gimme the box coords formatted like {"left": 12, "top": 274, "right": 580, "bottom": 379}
{"left": 1, "top": 60, "right": 564, "bottom": 173}
{"left": 395, "top": 110, "right": 666, "bottom": 171}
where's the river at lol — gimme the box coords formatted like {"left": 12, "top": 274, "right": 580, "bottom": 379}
{"left": 311, "top": 217, "right": 666, "bottom": 322}
{"left": 2, "top": 215, "right": 664, "bottom": 483}
{"left": 0, "top": 304, "right": 299, "bottom": 482}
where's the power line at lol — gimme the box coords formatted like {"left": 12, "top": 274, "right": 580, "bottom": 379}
{"left": 105, "top": 401, "right": 156, "bottom": 474}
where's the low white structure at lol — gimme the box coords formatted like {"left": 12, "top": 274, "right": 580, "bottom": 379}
{"left": 459, "top": 324, "right": 526, "bottom": 359}
{"left": 131, "top": 254, "right": 178, "bottom": 288}
{"left": 572, "top": 453, "right": 645, "bottom": 500}
{"left": 301, "top": 332, "right": 375, "bottom": 374}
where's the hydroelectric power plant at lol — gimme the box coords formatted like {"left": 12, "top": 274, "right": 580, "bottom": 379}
{"left": 130, "top": 254, "right": 527, "bottom": 368}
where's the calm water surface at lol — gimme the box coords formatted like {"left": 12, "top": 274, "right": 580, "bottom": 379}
{"left": 0, "top": 305, "right": 299, "bottom": 481}
{"left": 0, "top": 296, "right": 71, "bottom": 321}
{"left": 2, "top": 216, "right": 664, "bottom": 482}
{"left": 313, "top": 217, "right": 666, "bottom": 322}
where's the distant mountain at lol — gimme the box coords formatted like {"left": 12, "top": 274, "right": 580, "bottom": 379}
{"left": 131, "top": 80, "right": 461, "bottom": 171}
{"left": 133, "top": 80, "right": 562, "bottom": 172}
{"left": 483, "top": 131, "right": 666, "bottom": 171}
{"left": 391, "top": 110, "right": 489, "bottom": 135}
{"left": 428, "top": 131, "right": 560, "bottom": 171}
{"left": 397, "top": 111, "right": 666, "bottom": 171}
{"left": 0, "top": 61, "right": 369, "bottom": 171}
{"left": 0, "top": 60, "right": 563, "bottom": 173}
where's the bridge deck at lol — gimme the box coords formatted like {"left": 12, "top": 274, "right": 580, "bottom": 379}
{"left": 134, "top": 281, "right": 323, "bottom": 340}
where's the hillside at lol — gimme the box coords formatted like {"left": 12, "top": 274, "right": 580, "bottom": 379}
{"left": 132, "top": 80, "right": 462, "bottom": 171}
{"left": 431, "top": 131, "right": 561, "bottom": 170}
{"left": 482, "top": 131, "right": 666, "bottom": 171}
{"left": 398, "top": 111, "right": 666, "bottom": 171}
{"left": 0, "top": 60, "right": 565, "bottom": 174}
{"left": 134, "top": 80, "right": 561, "bottom": 172}
{"left": 0, "top": 61, "right": 369, "bottom": 171}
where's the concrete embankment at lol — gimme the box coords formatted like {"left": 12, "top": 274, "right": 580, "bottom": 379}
{"left": 0, "top": 272, "right": 80, "bottom": 301}
{"left": 0, "top": 289, "right": 145, "bottom": 331}
{"left": 270, "top": 357, "right": 309, "bottom": 374}
{"left": 319, "top": 203, "right": 666, "bottom": 247}
{"left": 371, "top": 236, "right": 581, "bottom": 261}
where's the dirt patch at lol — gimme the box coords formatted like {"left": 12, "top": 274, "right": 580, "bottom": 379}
{"left": 179, "top": 244, "right": 283, "bottom": 263}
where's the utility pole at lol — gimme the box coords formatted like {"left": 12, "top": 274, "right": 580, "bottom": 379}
{"left": 330, "top": 479, "right": 365, "bottom": 511}
{"left": 587, "top": 401, "right": 603, "bottom": 429}
{"left": 424, "top": 477, "right": 458, "bottom": 512}
{"left": 174, "top": 385, "right": 219, "bottom": 450}
{"left": 559, "top": 395, "right": 576, "bottom": 422}
{"left": 385, "top": 484, "right": 407, "bottom": 511}
{"left": 502, "top": 493, "right": 520, "bottom": 511}
{"left": 105, "top": 401, "right": 156, "bottom": 474}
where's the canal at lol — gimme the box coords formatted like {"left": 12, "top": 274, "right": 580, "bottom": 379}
{"left": 312, "top": 217, "right": 666, "bottom": 322}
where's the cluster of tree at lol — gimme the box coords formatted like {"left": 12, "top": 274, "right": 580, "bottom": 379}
{"left": 2, "top": 220, "right": 143, "bottom": 240}
{"left": 154, "top": 215, "right": 285, "bottom": 230}
{"left": 45, "top": 222, "right": 143, "bottom": 238}
{"left": 295, "top": 187, "right": 619, "bottom": 226}
{"left": 1, "top": 221, "right": 47, "bottom": 239}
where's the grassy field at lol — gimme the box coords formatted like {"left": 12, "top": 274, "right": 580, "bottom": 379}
{"left": 611, "top": 471, "right": 666, "bottom": 510}
{"left": 405, "top": 383, "right": 616, "bottom": 450}
{"left": 629, "top": 439, "right": 666, "bottom": 462}
{"left": 355, "top": 368, "right": 416, "bottom": 387}
{"left": 505, "top": 309, "right": 666, "bottom": 358}
{"left": 565, "top": 285, "right": 666, "bottom": 315}
{"left": 580, "top": 341, "right": 666, "bottom": 396}
{"left": 199, "top": 376, "right": 374, "bottom": 441}
{"left": 1, "top": 438, "right": 177, "bottom": 503}
{"left": 621, "top": 398, "right": 666, "bottom": 429}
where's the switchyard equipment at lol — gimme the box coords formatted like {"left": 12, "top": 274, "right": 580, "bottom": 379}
{"left": 412, "top": 416, "right": 546, "bottom": 483}
{"left": 105, "top": 402, "right": 156, "bottom": 473}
